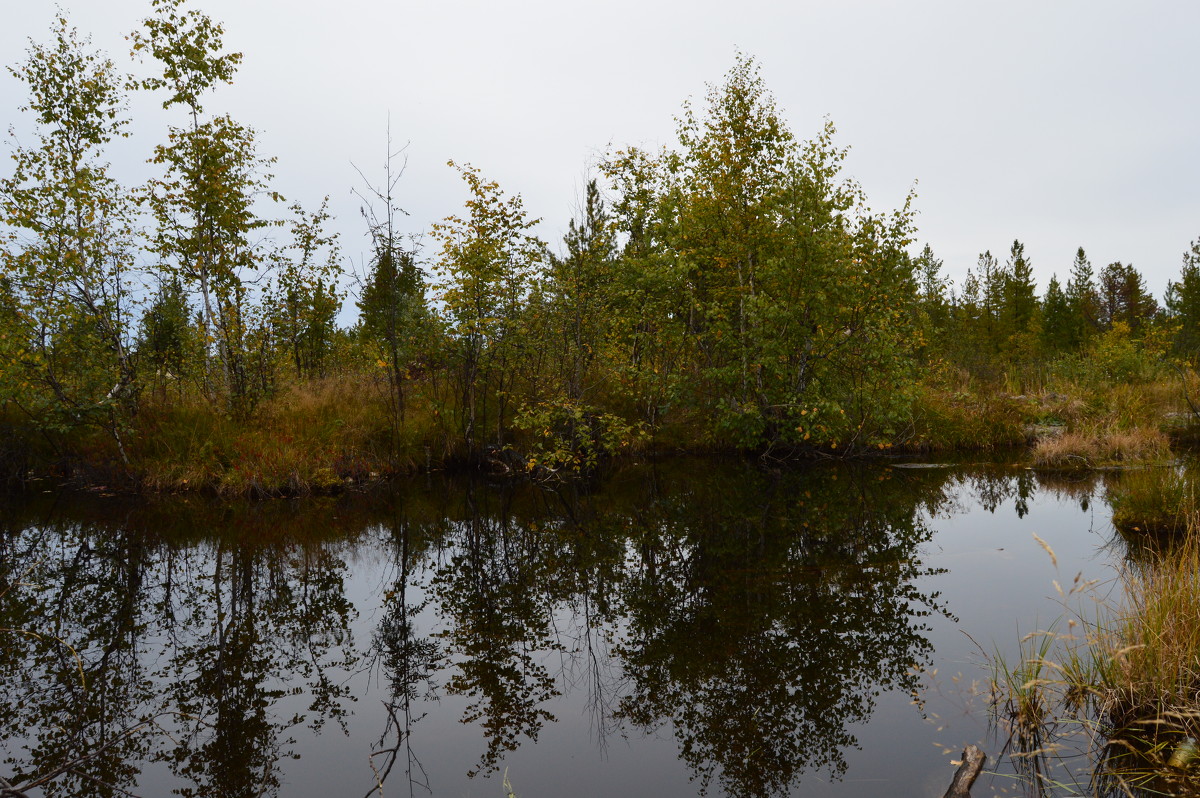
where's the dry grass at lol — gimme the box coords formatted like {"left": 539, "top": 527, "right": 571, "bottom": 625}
{"left": 1031, "top": 428, "right": 1173, "bottom": 470}
{"left": 992, "top": 513, "right": 1200, "bottom": 794}
{"left": 130, "top": 372, "right": 453, "bottom": 496}
{"left": 1109, "top": 534, "right": 1200, "bottom": 723}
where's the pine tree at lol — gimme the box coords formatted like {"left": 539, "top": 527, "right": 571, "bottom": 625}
{"left": 544, "top": 179, "right": 618, "bottom": 402}
{"left": 977, "top": 250, "right": 1004, "bottom": 353}
{"left": 1098, "top": 261, "right": 1158, "bottom": 333}
{"left": 1002, "top": 240, "right": 1038, "bottom": 335}
{"left": 139, "top": 277, "right": 195, "bottom": 397}
{"left": 915, "top": 244, "right": 949, "bottom": 349}
{"left": 354, "top": 131, "right": 428, "bottom": 432}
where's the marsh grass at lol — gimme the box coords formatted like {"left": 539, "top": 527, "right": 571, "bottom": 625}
{"left": 992, "top": 523, "right": 1200, "bottom": 795}
{"left": 909, "top": 380, "right": 1032, "bottom": 451}
{"left": 1110, "top": 538, "right": 1200, "bottom": 724}
{"left": 1109, "top": 468, "right": 1192, "bottom": 537}
{"left": 1032, "top": 429, "right": 1173, "bottom": 471}
{"left": 130, "top": 373, "right": 454, "bottom": 496}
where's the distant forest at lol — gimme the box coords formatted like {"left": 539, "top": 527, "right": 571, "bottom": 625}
{"left": 3, "top": 1, "right": 1200, "bottom": 490}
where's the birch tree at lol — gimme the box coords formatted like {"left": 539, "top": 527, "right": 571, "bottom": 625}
{"left": 0, "top": 16, "right": 139, "bottom": 460}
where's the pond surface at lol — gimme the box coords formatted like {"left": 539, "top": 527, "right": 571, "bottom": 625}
{"left": 0, "top": 458, "right": 1138, "bottom": 797}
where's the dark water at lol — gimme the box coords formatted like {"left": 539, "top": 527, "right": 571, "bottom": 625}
{"left": 0, "top": 458, "right": 1132, "bottom": 797}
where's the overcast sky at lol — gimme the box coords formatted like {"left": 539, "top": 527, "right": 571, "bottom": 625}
{"left": 3, "top": 0, "right": 1198, "bottom": 300}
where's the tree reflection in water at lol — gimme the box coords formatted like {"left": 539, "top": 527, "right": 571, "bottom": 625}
{"left": 0, "top": 498, "right": 364, "bottom": 798}
{"left": 369, "top": 496, "right": 440, "bottom": 796}
{"left": 0, "top": 460, "right": 989, "bottom": 797}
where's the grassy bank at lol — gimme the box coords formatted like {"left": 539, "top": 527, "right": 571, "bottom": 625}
{"left": 3, "top": 362, "right": 1198, "bottom": 497}
{"left": 909, "top": 362, "right": 1191, "bottom": 461}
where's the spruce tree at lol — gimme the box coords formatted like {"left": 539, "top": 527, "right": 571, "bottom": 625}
{"left": 1065, "top": 247, "right": 1099, "bottom": 349}
{"left": 1040, "top": 275, "right": 1072, "bottom": 354}
{"left": 1166, "top": 239, "right": 1200, "bottom": 356}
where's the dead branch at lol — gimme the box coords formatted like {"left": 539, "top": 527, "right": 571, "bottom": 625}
{"left": 943, "top": 744, "right": 986, "bottom": 798}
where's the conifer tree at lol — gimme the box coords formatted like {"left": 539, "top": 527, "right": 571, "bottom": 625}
{"left": 1098, "top": 261, "right": 1158, "bottom": 333}
{"left": 1002, "top": 240, "right": 1038, "bottom": 335}
{"left": 915, "top": 244, "right": 949, "bottom": 350}
{"left": 1065, "top": 247, "right": 1100, "bottom": 349}
{"left": 1165, "top": 239, "right": 1200, "bottom": 357}
{"left": 1000, "top": 239, "right": 1039, "bottom": 362}
{"left": 354, "top": 133, "right": 428, "bottom": 430}
{"left": 139, "top": 277, "right": 196, "bottom": 398}
{"left": 1040, "top": 275, "right": 1072, "bottom": 353}
{"left": 544, "top": 179, "right": 618, "bottom": 402}
{"left": 976, "top": 250, "right": 1004, "bottom": 353}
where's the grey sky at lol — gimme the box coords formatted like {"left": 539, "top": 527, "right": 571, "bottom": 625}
{"left": 3, "top": 0, "right": 1197, "bottom": 299}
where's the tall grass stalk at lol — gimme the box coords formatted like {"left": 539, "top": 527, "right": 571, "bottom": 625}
{"left": 992, "top": 519, "right": 1200, "bottom": 795}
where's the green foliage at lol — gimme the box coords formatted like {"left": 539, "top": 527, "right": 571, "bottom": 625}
{"left": 1065, "top": 246, "right": 1100, "bottom": 349}
{"left": 1091, "top": 322, "right": 1161, "bottom": 384}
{"left": 541, "top": 179, "right": 620, "bottom": 403}
{"left": 432, "top": 161, "right": 545, "bottom": 453}
{"left": 352, "top": 132, "right": 430, "bottom": 444}
{"left": 130, "top": 0, "right": 242, "bottom": 113}
{"left": 1040, "top": 274, "right": 1072, "bottom": 353}
{"left": 136, "top": 0, "right": 279, "bottom": 416}
{"left": 604, "top": 56, "right": 920, "bottom": 451}
{"left": 145, "top": 115, "right": 277, "bottom": 411}
{"left": 514, "top": 398, "right": 646, "bottom": 474}
{"left": 1098, "top": 261, "right": 1158, "bottom": 334}
{"left": 0, "top": 15, "right": 139, "bottom": 460}
{"left": 270, "top": 199, "right": 344, "bottom": 380}
{"left": 139, "top": 277, "right": 198, "bottom": 394}
{"left": 358, "top": 248, "right": 423, "bottom": 351}
{"left": 1002, "top": 239, "right": 1039, "bottom": 338}
{"left": 11, "top": 8, "right": 1200, "bottom": 479}
{"left": 914, "top": 243, "right": 949, "bottom": 350}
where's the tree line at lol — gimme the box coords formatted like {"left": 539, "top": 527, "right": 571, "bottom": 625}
{"left": 916, "top": 240, "right": 1197, "bottom": 378}
{"left": 3, "top": 1, "right": 1200, "bottom": 478}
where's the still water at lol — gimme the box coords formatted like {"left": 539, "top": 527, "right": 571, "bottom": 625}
{"left": 0, "top": 458, "right": 1132, "bottom": 797}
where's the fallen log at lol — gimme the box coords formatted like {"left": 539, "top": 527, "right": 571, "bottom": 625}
{"left": 943, "top": 744, "right": 986, "bottom": 798}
